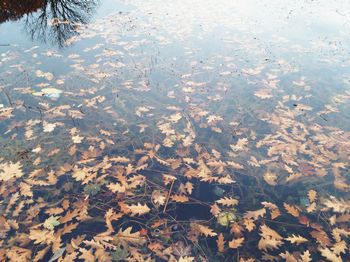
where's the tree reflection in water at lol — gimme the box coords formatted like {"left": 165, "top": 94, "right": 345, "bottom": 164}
{"left": 0, "top": 0, "right": 99, "bottom": 47}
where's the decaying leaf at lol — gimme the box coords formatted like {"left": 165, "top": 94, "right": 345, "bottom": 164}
{"left": 229, "top": 237, "right": 244, "bottom": 249}
{"left": 217, "top": 233, "right": 226, "bottom": 252}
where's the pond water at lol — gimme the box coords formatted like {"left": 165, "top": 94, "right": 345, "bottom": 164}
{"left": 0, "top": 0, "right": 349, "bottom": 261}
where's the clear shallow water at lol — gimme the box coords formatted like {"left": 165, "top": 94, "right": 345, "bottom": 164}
{"left": 0, "top": 0, "right": 349, "bottom": 261}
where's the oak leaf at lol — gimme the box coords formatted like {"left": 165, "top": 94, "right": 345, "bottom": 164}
{"left": 216, "top": 197, "right": 239, "bottom": 207}
{"left": 171, "top": 194, "right": 189, "bottom": 203}
{"left": 308, "top": 189, "right": 317, "bottom": 203}
{"left": 300, "top": 250, "right": 312, "bottom": 262}
{"left": 194, "top": 224, "right": 217, "bottom": 237}
{"left": 229, "top": 237, "right": 244, "bottom": 249}
{"left": 127, "top": 203, "right": 150, "bottom": 216}
{"left": 318, "top": 247, "right": 342, "bottom": 262}
{"left": 243, "top": 218, "right": 256, "bottom": 232}
{"left": 285, "top": 234, "right": 308, "bottom": 245}
{"left": 283, "top": 203, "right": 300, "bottom": 217}
{"left": 115, "top": 227, "right": 146, "bottom": 246}
{"left": 216, "top": 233, "right": 226, "bottom": 252}
{"left": 0, "top": 162, "right": 23, "bottom": 181}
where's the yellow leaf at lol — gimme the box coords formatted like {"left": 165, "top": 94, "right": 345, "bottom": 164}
{"left": 285, "top": 234, "right": 308, "bottom": 245}
{"left": 0, "top": 162, "right": 23, "bottom": 181}
{"left": 308, "top": 189, "right": 317, "bottom": 203}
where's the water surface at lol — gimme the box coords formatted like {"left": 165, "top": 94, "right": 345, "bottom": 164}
{"left": 0, "top": 0, "right": 349, "bottom": 261}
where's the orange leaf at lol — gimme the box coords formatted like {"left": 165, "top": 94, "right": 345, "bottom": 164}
{"left": 229, "top": 237, "right": 244, "bottom": 249}
{"left": 284, "top": 203, "right": 300, "bottom": 217}
{"left": 216, "top": 233, "right": 226, "bottom": 252}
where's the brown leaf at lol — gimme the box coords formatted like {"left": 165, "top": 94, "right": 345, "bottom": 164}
{"left": 229, "top": 237, "right": 244, "bottom": 249}
{"left": 210, "top": 203, "right": 222, "bottom": 217}
{"left": 318, "top": 247, "right": 342, "bottom": 262}
{"left": 127, "top": 203, "right": 151, "bottom": 216}
{"left": 216, "top": 197, "right": 239, "bottom": 207}
{"left": 194, "top": 224, "right": 217, "bottom": 237}
{"left": 243, "top": 218, "right": 256, "bottom": 232}
{"left": 171, "top": 194, "right": 189, "bottom": 203}
{"left": 284, "top": 203, "right": 300, "bottom": 217}
{"left": 300, "top": 250, "right": 312, "bottom": 262}
{"left": 216, "top": 233, "right": 226, "bottom": 252}
{"left": 310, "top": 230, "right": 331, "bottom": 246}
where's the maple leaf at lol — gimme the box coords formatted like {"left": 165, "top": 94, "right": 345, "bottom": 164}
{"left": 229, "top": 237, "right": 244, "bottom": 249}
{"left": 285, "top": 234, "right": 308, "bottom": 245}
{"left": 127, "top": 203, "right": 150, "bottom": 216}
{"left": 216, "top": 197, "right": 239, "bottom": 207}
{"left": 216, "top": 233, "right": 226, "bottom": 252}
{"left": 0, "top": 162, "right": 23, "bottom": 181}
{"left": 283, "top": 203, "right": 300, "bottom": 217}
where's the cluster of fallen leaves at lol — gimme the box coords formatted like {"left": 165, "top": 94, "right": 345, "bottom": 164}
{"left": 0, "top": 0, "right": 350, "bottom": 261}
